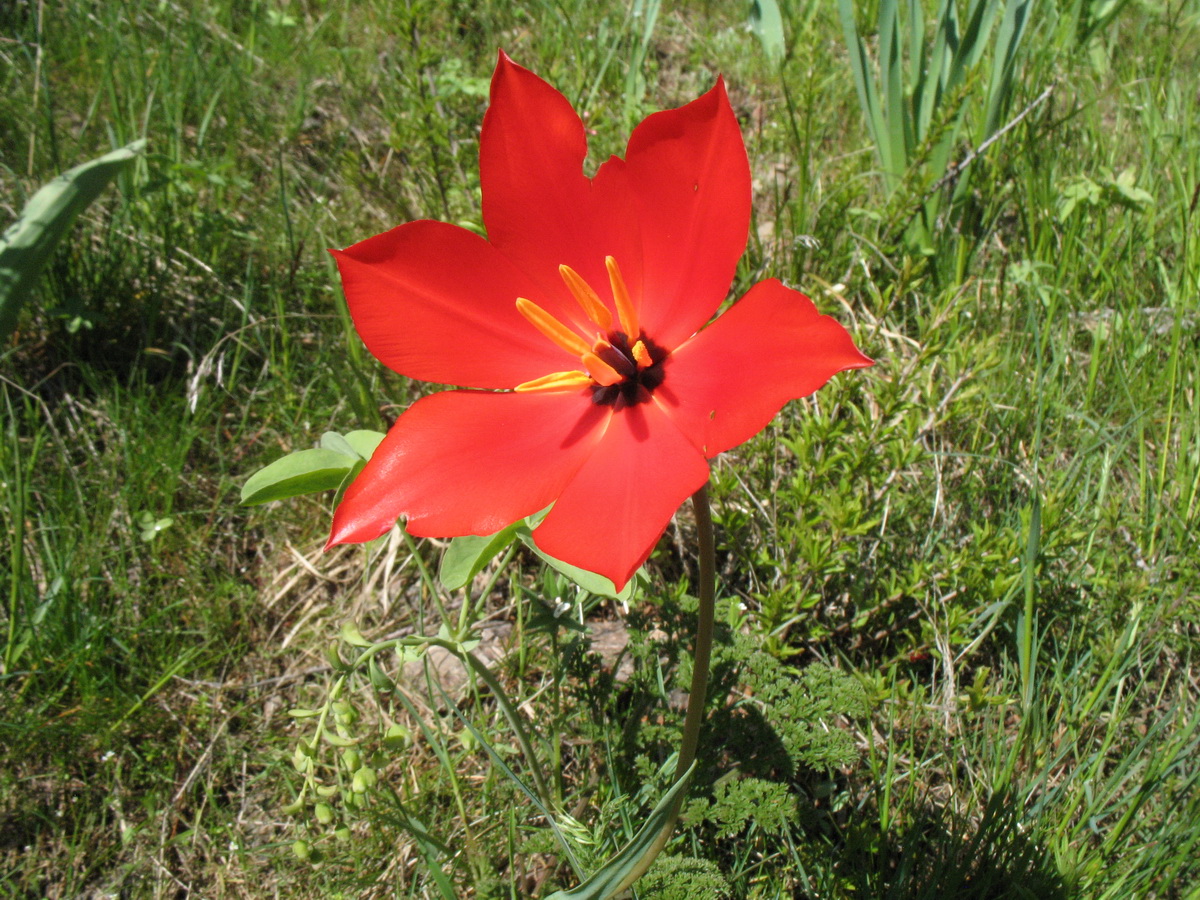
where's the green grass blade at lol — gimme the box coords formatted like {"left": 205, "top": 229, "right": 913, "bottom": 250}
{"left": 838, "top": 0, "right": 895, "bottom": 187}
{"left": 919, "top": 0, "right": 955, "bottom": 131}
{"left": 878, "top": 0, "right": 909, "bottom": 175}
{"left": 951, "top": 0, "right": 1002, "bottom": 86}
{"left": 983, "top": 0, "right": 1032, "bottom": 136}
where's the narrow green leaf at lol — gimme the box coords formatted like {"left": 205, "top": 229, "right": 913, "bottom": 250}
{"left": 240, "top": 448, "right": 357, "bottom": 505}
{"left": 544, "top": 762, "right": 697, "bottom": 900}
{"left": 0, "top": 139, "right": 146, "bottom": 341}
{"left": 439, "top": 524, "right": 520, "bottom": 591}
{"left": 838, "top": 0, "right": 897, "bottom": 191}
{"left": 878, "top": 0, "right": 909, "bottom": 171}
{"left": 982, "top": 0, "right": 1032, "bottom": 137}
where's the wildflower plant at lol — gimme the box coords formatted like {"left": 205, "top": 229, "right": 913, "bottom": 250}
{"left": 245, "top": 53, "right": 869, "bottom": 896}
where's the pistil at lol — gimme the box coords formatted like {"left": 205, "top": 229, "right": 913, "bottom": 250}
{"left": 631, "top": 340, "right": 652, "bottom": 369}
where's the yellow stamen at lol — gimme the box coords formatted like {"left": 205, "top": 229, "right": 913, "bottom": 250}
{"left": 631, "top": 340, "right": 652, "bottom": 369}
{"left": 515, "top": 297, "right": 590, "bottom": 357}
{"left": 514, "top": 371, "right": 593, "bottom": 392}
{"left": 559, "top": 265, "right": 613, "bottom": 331}
{"left": 606, "top": 256, "right": 639, "bottom": 338}
{"left": 581, "top": 352, "right": 623, "bottom": 386}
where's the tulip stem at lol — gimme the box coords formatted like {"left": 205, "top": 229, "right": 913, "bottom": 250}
{"left": 678, "top": 482, "right": 716, "bottom": 783}
{"left": 614, "top": 481, "right": 716, "bottom": 893}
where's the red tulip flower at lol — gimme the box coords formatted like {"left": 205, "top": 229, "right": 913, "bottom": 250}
{"left": 328, "top": 53, "right": 871, "bottom": 591}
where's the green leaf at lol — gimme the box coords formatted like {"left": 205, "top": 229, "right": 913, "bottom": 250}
{"left": 136, "top": 512, "right": 174, "bottom": 542}
{"left": 545, "top": 762, "right": 696, "bottom": 900}
{"left": 439, "top": 524, "right": 520, "bottom": 591}
{"left": 0, "top": 139, "right": 146, "bottom": 341}
{"left": 240, "top": 448, "right": 357, "bottom": 505}
{"left": 320, "top": 431, "right": 358, "bottom": 458}
{"left": 1110, "top": 168, "right": 1154, "bottom": 209}
{"left": 340, "top": 621, "right": 372, "bottom": 648}
{"left": 515, "top": 527, "right": 635, "bottom": 601}
{"left": 748, "top": 0, "right": 785, "bottom": 62}
{"left": 343, "top": 429, "right": 385, "bottom": 460}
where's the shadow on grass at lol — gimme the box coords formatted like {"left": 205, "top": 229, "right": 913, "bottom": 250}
{"left": 831, "top": 787, "right": 1069, "bottom": 900}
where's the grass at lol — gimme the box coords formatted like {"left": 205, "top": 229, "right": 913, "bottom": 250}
{"left": 2, "top": 0, "right": 1199, "bottom": 896}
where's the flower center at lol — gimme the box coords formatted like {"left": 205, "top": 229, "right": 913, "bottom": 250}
{"left": 514, "top": 257, "right": 667, "bottom": 408}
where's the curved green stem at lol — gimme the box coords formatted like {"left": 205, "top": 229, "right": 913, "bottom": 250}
{"left": 614, "top": 482, "right": 717, "bottom": 893}
{"left": 677, "top": 482, "right": 716, "bottom": 779}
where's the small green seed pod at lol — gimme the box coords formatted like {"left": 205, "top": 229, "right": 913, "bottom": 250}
{"left": 332, "top": 701, "right": 357, "bottom": 726}
{"left": 382, "top": 723, "right": 412, "bottom": 750}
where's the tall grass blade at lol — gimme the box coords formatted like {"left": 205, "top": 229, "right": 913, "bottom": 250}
{"left": 837, "top": 0, "right": 895, "bottom": 189}
{"left": 983, "top": 0, "right": 1033, "bottom": 137}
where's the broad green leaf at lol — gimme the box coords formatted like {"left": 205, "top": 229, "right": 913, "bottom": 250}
{"left": 0, "top": 139, "right": 146, "bottom": 341}
{"left": 544, "top": 762, "right": 696, "bottom": 900}
{"left": 240, "top": 448, "right": 357, "bottom": 505}
{"left": 319, "top": 429, "right": 385, "bottom": 460}
{"left": 748, "top": 0, "right": 785, "bottom": 62}
{"left": 439, "top": 524, "right": 520, "bottom": 591}
{"left": 343, "top": 429, "right": 385, "bottom": 460}
{"left": 320, "top": 431, "right": 359, "bottom": 458}
{"left": 515, "top": 527, "right": 635, "bottom": 601}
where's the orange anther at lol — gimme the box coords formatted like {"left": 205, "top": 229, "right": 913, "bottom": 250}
{"left": 514, "top": 371, "right": 593, "bottom": 393}
{"left": 559, "top": 265, "right": 613, "bottom": 331}
{"left": 516, "top": 298, "right": 590, "bottom": 357}
{"left": 605, "top": 256, "right": 639, "bottom": 338}
{"left": 631, "top": 340, "right": 652, "bottom": 369}
{"left": 581, "top": 352, "right": 624, "bottom": 386}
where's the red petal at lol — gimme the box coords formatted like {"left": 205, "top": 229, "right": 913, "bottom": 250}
{"left": 532, "top": 401, "right": 710, "bottom": 591}
{"left": 332, "top": 221, "right": 578, "bottom": 389}
{"left": 656, "top": 279, "right": 873, "bottom": 458}
{"left": 329, "top": 390, "right": 610, "bottom": 544}
{"left": 617, "top": 78, "right": 751, "bottom": 350}
{"left": 479, "top": 53, "right": 642, "bottom": 332}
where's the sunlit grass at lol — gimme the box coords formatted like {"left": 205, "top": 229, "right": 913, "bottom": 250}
{"left": 1, "top": 0, "right": 1198, "bottom": 896}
